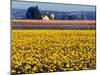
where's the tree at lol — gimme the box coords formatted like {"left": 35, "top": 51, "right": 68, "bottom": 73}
{"left": 26, "top": 6, "right": 42, "bottom": 19}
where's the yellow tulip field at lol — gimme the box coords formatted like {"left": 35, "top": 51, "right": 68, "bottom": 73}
{"left": 12, "top": 30, "right": 96, "bottom": 74}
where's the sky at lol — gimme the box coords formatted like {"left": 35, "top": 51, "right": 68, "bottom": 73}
{"left": 12, "top": 1, "right": 96, "bottom": 12}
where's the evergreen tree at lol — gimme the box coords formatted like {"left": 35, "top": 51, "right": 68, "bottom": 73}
{"left": 26, "top": 6, "right": 42, "bottom": 19}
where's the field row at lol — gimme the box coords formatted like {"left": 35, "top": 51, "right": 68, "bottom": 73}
{"left": 12, "top": 20, "right": 96, "bottom": 25}
{"left": 12, "top": 30, "right": 96, "bottom": 74}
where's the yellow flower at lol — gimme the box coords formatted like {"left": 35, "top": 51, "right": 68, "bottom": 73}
{"left": 12, "top": 30, "right": 96, "bottom": 73}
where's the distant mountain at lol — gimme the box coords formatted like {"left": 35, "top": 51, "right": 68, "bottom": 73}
{"left": 12, "top": 8, "right": 27, "bottom": 19}
{"left": 11, "top": 8, "right": 96, "bottom": 20}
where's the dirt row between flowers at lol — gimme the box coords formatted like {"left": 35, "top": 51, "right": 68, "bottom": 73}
{"left": 11, "top": 19, "right": 96, "bottom": 30}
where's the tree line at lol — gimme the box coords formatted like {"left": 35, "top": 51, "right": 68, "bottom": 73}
{"left": 26, "top": 6, "right": 54, "bottom": 20}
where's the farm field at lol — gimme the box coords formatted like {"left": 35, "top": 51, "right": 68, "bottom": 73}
{"left": 11, "top": 20, "right": 96, "bottom": 30}
{"left": 12, "top": 20, "right": 96, "bottom": 25}
{"left": 12, "top": 30, "right": 96, "bottom": 74}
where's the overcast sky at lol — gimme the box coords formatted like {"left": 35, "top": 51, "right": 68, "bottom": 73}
{"left": 12, "top": 1, "right": 96, "bottom": 12}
